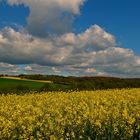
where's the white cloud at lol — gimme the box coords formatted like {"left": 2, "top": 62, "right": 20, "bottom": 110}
{"left": 56, "top": 25, "right": 116, "bottom": 51}
{"left": 24, "top": 65, "right": 32, "bottom": 71}
{"left": 78, "top": 25, "right": 116, "bottom": 49}
{"left": 0, "top": 25, "right": 140, "bottom": 77}
{"left": 85, "top": 68, "right": 97, "bottom": 73}
{"left": 7, "top": 0, "right": 85, "bottom": 37}
{"left": 0, "top": 62, "right": 15, "bottom": 68}
{"left": 0, "top": 25, "right": 116, "bottom": 65}
{"left": 0, "top": 62, "right": 18, "bottom": 75}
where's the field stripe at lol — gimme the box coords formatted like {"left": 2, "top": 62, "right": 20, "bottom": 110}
{"left": 0, "top": 77, "right": 53, "bottom": 83}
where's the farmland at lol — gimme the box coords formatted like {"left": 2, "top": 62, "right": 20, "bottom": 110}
{"left": 0, "top": 88, "right": 140, "bottom": 139}
{"left": 0, "top": 77, "right": 73, "bottom": 93}
{"left": 1, "top": 75, "right": 140, "bottom": 94}
{"left": 0, "top": 77, "right": 47, "bottom": 93}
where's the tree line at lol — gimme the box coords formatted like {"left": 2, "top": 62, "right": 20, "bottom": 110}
{"left": 19, "top": 74, "right": 140, "bottom": 91}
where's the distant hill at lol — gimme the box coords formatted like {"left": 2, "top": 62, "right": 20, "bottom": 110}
{"left": 14, "top": 74, "right": 140, "bottom": 90}
{"left": 0, "top": 74, "right": 140, "bottom": 94}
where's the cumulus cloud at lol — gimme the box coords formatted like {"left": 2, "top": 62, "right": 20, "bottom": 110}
{"left": 7, "top": 0, "right": 85, "bottom": 37}
{"left": 0, "top": 62, "right": 15, "bottom": 68}
{"left": 0, "top": 62, "right": 18, "bottom": 75}
{"left": 24, "top": 65, "right": 32, "bottom": 71}
{"left": 0, "top": 25, "right": 116, "bottom": 65}
{"left": 0, "top": 24, "right": 140, "bottom": 77}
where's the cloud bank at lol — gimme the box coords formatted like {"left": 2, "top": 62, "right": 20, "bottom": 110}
{"left": 0, "top": 25, "right": 117, "bottom": 65}
{"left": 0, "top": 24, "right": 140, "bottom": 77}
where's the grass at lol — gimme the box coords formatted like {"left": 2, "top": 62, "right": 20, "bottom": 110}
{"left": 0, "top": 77, "right": 71, "bottom": 93}
{"left": 0, "top": 77, "right": 46, "bottom": 91}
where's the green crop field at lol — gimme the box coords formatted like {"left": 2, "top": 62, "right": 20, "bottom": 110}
{"left": 0, "top": 78, "right": 46, "bottom": 91}
{"left": 0, "top": 89, "right": 140, "bottom": 139}
{"left": 0, "top": 77, "right": 71, "bottom": 93}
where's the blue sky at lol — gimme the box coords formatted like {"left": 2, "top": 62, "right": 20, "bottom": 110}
{"left": 0, "top": 1, "right": 28, "bottom": 28}
{"left": 0, "top": 0, "right": 140, "bottom": 77}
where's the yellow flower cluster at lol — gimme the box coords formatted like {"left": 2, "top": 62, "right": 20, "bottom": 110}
{"left": 0, "top": 89, "right": 140, "bottom": 139}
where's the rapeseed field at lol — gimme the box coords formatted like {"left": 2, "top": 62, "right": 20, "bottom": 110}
{"left": 0, "top": 89, "right": 140, "bottom": 139}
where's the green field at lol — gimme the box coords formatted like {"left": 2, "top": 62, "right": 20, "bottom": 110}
{"left": 1, "top": 76, "right": 140, "bottom": 93}
{"left": 0, "top": 77, "right": 71, "bottom": 93}
{"left": 0, "top": 78, "right": 46, "bottom": 92}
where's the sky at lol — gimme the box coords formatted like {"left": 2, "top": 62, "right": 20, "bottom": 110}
{"left": 0, "top": 0, "right": 140, "bottom": 77}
